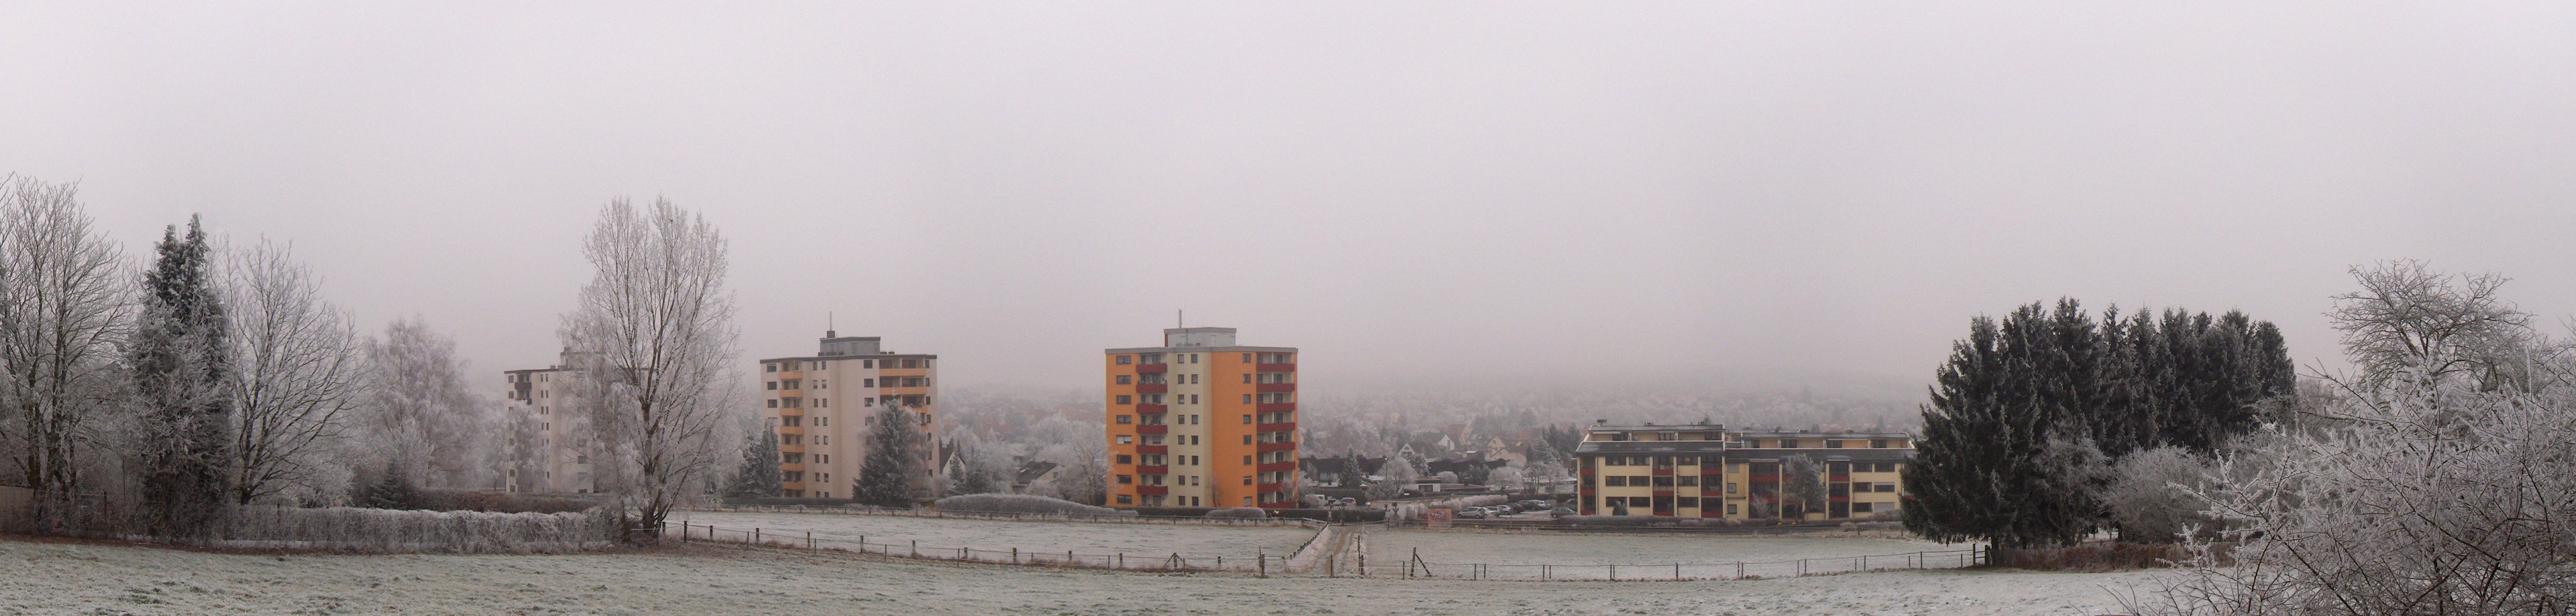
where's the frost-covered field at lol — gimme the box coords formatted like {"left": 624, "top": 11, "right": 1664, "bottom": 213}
{"left": 672, "top": 511, "right": 1318, "bottom": 558}
{"left": 1364, "top": 527, "right": 1977, "bottom": 580}
{"left": 1, "top": 537, "right": 2172, "bottom": 615}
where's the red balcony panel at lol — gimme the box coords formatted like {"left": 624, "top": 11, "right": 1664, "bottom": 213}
{"left": 1830, "top": 496, "right": 1849, "bottom": 503}
{"left": 1652, "top": 490, "right": 1674, "bottom": 497}
{"left": 1257, "top": 482, "right": 1286, "bottom": 493}
{"left": 1750, "top": 474, "right": 1780, "bottom": 483}
{"left": 1135, "top": 383, "right": 1168, "bottom": 394}
{"left": 1135, "top": 364, "right": 1167, "bottom": 374}
{"left": 1254, "top": 382, "right": 1296, "bottom": 393}
{"left": 1652, "top": 467, "right": 1674, "bottom": 476}
{"left": 1135, "top": 404, "right": 1169, "bottom": 415}
{"left": 1137, "top": 445, "right": 1169, "bottom": 455}
{"left": 1703, "top": 509, "right": 1723, "bottom": 518}
{"left": 1578, "top": 466, "right": 1595, "bottom": 474}
{"left": 1256, "top": 403, "right": 1297, "bottom": 413}
{"left": 1256, "top": 442, "right": 1295, "bottom": 453}
{"left": 1136, "top": 424, "right": 1169, "bottom": 435}
{"left": 1136, "top": 465, "right": 1169, "bottom": 475}
{"left": 1136, "top": 485, "right": 1167, "bottom": 496}
{"left": 1256, "top": 363, "right": 1295, "bottom": 372}
{"left": 1256, "top": 461, "right": 1297, "bottom": 473}
{"left": 1256, "top": 422, "right": 1297, "bottom": 433}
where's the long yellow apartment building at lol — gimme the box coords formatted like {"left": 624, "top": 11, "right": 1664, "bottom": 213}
{"left": 1575, "top": 422, "right": 1913, "bottom": 520}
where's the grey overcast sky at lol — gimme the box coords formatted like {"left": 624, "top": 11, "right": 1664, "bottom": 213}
{"left": 4, "top": 3, "right": 2572, "bottom": 395}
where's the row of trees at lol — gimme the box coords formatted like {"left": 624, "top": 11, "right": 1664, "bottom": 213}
{"left": 1904, "top": 299, "right": 2297, "bottom": 550}
{"left": 0, "top": 174, "right": 495, "bottom": 539}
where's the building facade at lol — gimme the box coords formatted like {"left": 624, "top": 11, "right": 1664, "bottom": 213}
{"left": 1574, "top": 423, "right": 1913, "bottom": 520}
{"left": 501, "top": 350, "right": 600, "bottom": 494}
{"left": 757, "top": 332, "right": 939, "bottom": 499}
{"left": 1104, "top": 327, "right": 1299, "bottom": 509}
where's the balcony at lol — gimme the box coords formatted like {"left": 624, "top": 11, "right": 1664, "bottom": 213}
{"left": 777, "top": 426, "right": 804, "bottom": 435}
{"left": 1255, "top": 362, "right": 1295, "bottom": 372}
{"left": 1256, "top": 403, "right": 1297, "bottom": 412}
{"left": 1135, "top": 383, "right": 1168, "bottom": 394}
{"left": 1255, "top": 382, "right": 1295, "bottom": 393}
{"left": 1257, "top": 482, "right": 1287, "bottom": 493}
{"left": 1257, "top": 461, "right": 1297, "bottom": 473}
{"left": 1135, "top": 363, "right": 1167, "bottom": 374}
{"left": 1136, "top": 465, "right": 1169, "bottom": 475}
{"left": 1135, "top": 404, "right": 1169, "bottom": 415}
{"left": 1136, "top": 423, "right": 1169, "bottom": 435}
{"left": 776, "top": 389, "right": 802, "bottom": 397}
{"left": 1256, "top": 421, "right": 1297, "bottom": 433}
{"left": 1256, "top": 442, "right": 1295, "bottom": 453}
{"left": 780, "top": 463, "right": 806, "bottom": 472}
{"left": 1136, "top": 485, "right": 1168, "bottom": 496}
{"left": 1138, "top": 444, "right": 1169, "bottom": 455}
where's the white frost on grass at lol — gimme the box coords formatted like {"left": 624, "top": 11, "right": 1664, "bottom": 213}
{"left": 0, "top": 537, "right": 2174, "bottom": 615}
{"left": 1366, "top": 528, "right": 1975, "bottom": 580}
{"left": 674, "top": 511, "right": 1317, "bottom": 558}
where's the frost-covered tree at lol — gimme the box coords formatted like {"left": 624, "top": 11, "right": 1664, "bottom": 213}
{"left": 357, "top": 317, "right": 488, "bottom": 491}
{"left": 0, "top": 174, "right": 130, "bottom": 529}
{"left": 559, "top": 197, "right": 741, "bottom": 543}
{"left": 724, "top": 427, "right": 781, "bottom": 499}
{"left": 222, "top": 239, "right": 361, "bottom": 505}
{"left": 2141, "top": 262, "right": 2576, "bottom": 615}
{"left": 1779, "top": 454, "right": 1828, "bottom": 518}
{"left": 853, "top": 403, "right": 928, "bottom": 507}
{"left": 132, "top": 215, "right": 233, "bottom": 540}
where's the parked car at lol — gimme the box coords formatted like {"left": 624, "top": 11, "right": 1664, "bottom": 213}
{"left": 1454, "top": 508, "right": 1487, "bottom": 519}
{"left": 1551, "top": 507, "right": 1576, "bottom": 517}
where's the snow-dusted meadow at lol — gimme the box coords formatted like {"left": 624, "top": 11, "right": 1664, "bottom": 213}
{"left": 1, "top": 536, "right": 2173, "bottom": 615}
{"left": 672, "top": 511, "right": 1321, "bottom": 558}
{"left": 1361, "top": 527, "right": 1978, "bottom": 580}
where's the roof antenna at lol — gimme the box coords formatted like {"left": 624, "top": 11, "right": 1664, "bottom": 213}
{"left": 1177, "top": 309, "right": 1184, "bottom": 329}
{"left": 826, "top": 311, "right": 835, "bottom": 338}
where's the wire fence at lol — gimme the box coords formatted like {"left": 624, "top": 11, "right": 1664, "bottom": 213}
{"left": 666, "top": 521, "right": 1299, "bottom": 576}
{"left": 680, "top": 504, "right": 1326, "bottom": 529}
{"left": 1347, "top": 544, "right": 1989, "bottom": 581}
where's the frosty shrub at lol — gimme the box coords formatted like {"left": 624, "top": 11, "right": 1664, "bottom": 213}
{"left": 216, "top": 505, "right": 613, "bottom": 553}
{"left": 1386, "top": 495, "right": 1507, "bottom": 521}
{"left": 2098, "top": 446, "right": 2217, "bottom": 543}
{"left": 1204, "top": 507, "right": 1268, "bottom": 519}
{"left": 932, "top": 493, "right": 1117, "bottom": 515}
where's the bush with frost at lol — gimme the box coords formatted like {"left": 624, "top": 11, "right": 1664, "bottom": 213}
{"left": 932, "top": 493, "right": 1116, "bottom": 515}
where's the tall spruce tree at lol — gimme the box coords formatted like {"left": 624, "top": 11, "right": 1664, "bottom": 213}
{"left": 1902, "top": 301, "right": 2104, "bottom": 551}
{"left": 853, "top": 403, "right": 926, "bottom": 507}
{"left": 725, "top": 428, "right": 782, "bottom": 499}
{"left": 132, "top": 216, "right": 234, "bottom": 540}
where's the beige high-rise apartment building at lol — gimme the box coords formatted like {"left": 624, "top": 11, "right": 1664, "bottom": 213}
{"left": 502, "top": 350, "right": 600, "bottom": 494}
{"left": 758, "top": 331, "right": 940, "bottom": 500}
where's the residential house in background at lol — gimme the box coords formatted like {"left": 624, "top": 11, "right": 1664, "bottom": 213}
{"left": 757, "top": 331, "right": 941, "bottom": 499}
{"left": 1574, "top": 422, "right": 1913, "bottom": 520}
{"left": 1104, "top": 327, "right": 1300, "bottom": 509}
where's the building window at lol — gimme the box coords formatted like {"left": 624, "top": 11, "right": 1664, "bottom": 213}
{"left": 1116, "top": 375, "right": 1132, "bottom": 384}
{"left": 1116, "top": 395, "right": 1133, "bottom": 405}
{"left": 1116, "top": 475, "right": 1132, "bottom": 484}
{"left": 1628, "top": 497, "right": 1651, "bottom": 507}
{"left": 765, "top": 399, "right": 777, "bottom": 408}
{"left": 1727, "top": 482, "right": 1739, "bottom": 494}
{"left": 1727, "top": 503, "right": 1739, "bottom": 515}
{"left": 1605, "top": 476, "right": 1626, "bottom": 486}
{"left": 1605, "top": 457, "right": 1624, "bottom": 466}
{"left": 1676, "top": 476, "right": 1699, "bottom": 487}
{"left": 765, "top": 364, "right": 776, "bottom": 372}
{"left": 1872, "top": 439, "right": 1889, "bottom": 448}
{"left": 1827, "top": 440, "right": 1844, "bottom": 448}
{"left": 1852, "top": 502, "right": 1874, "bottom": 513}
{"left": 1117, "top": 355, "right": 1132, "bottom": 365}
{"left": 1243, "top": 395, "right": 1252, "bottom": 403}
{"left": 1678, "top": 497, "right": 1699, "bottom": 507}
{"left": 1117, "top": 495, "right": 1133, "bottom": 504}
{"left": 1116, "top": 435, "right": 1132, "bottom": 444}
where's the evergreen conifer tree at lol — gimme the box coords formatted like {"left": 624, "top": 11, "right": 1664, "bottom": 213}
{"left": 726, "top": 429, "right": 782, "bottom": 499}
{"left": 132, "top": 216, "right": 234, "bottom": 540}
{"left": 1902, "top": 303, "right": 2102, "bottom": 552}
{"left": 853, "top": 404, "right": 926, "bottom": 507}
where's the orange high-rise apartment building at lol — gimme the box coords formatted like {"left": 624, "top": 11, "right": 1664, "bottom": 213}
{"left": 1104, "top": 327, "right": 1299, "bottom": 509}
{"left": 759, "top": 331, "right": 940, "bottom": 499}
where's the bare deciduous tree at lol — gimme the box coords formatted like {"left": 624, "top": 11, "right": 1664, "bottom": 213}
{"left": 0, "top": 174, "right": 130, "bottom": 529}
{"left": 223, "top": 239, "right": 362, "bottom": 505}
{"left": 560, "top": 197, "right": 739, "bottom": 543}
